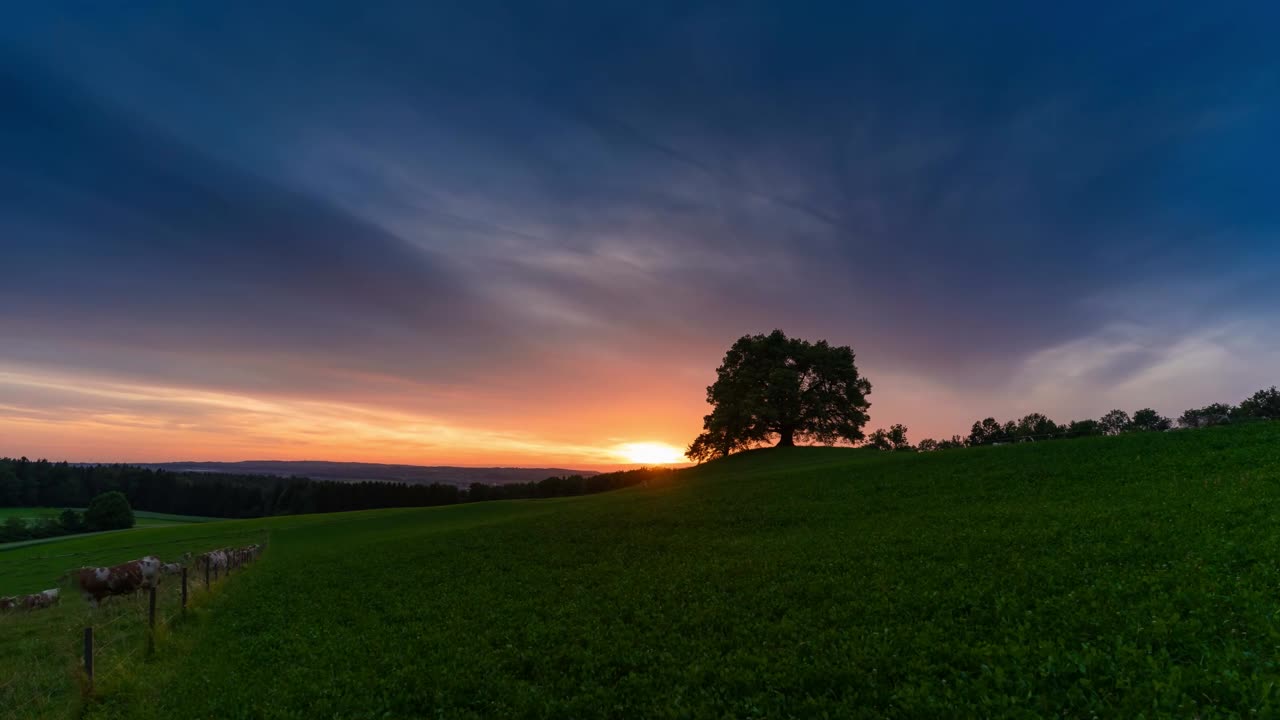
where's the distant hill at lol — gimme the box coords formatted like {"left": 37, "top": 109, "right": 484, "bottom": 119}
{"left": 138, "top": 460, "right": 598, "bottom": 487}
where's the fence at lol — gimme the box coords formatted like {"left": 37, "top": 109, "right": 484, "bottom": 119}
{"left": 0, "top": 533, "right": 268, "bottom": 719}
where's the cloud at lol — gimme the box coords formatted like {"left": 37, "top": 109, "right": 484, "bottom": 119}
{"left": 1, "top": 3, "right": 1279, "bottom": 458}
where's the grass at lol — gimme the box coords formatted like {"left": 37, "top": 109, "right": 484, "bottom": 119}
{"left": 0, "top": 508, "right": 59, "bottom": 520}
{"left": 0, "top": 508, "right": 219, "bottom": 526}
{"left": 5, "top": 423, "right": 1280, "bottom": 718}
{"left": 0, "top": 510, "right": 219, "bottom": 551}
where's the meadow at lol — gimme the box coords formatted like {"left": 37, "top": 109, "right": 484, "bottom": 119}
{"left": 0, "top": 510, "right": 220, "bottom": 552}
{"left": 4, "top": 422, "right": 1280, "bottom": 718}
{"left": 0, "top": 508, "right": 219, "bottom": 527}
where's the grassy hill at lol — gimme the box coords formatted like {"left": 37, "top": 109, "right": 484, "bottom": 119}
{"left": 5, "top": 423, "right": 1280, "bottom": 718}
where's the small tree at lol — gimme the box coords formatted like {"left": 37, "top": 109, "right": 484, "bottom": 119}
{"left": 1099, "top": 409, "right": 1132, "bottom": 436}
{"left": 84, "top": 491, "right": 135, "bottom": 532}
{"left": 1179, "top": 403, "right": 1235, "bottom": 428}
{"left": 58, "top": 509, "right": 84, "bottom": 533}
{"left": 30, "top": 518, "right": 64, "bottom": 539}
{"left": 886, "top": 424, "right": 912, "bottom": 451}
{"left": 865, "top": 428, "right": 892, "bottom": 450}
{"left": 1066, "top": 419, "right": 1103, "bottom": 437}
{"left": 1131, "top": 408, "right": 1172, "bottom": 432}
{"left": 967, "top": 418, "right": 1012, "bottom": 446}
{"left": 1014, "top": 413, "right": 1059, "bottom": 440}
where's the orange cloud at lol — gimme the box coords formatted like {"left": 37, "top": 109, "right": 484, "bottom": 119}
{"left": 0, "top": 366, "right": 699, "bottom": 469}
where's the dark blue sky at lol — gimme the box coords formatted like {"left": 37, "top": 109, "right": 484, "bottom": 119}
{"left": 2, "top": 2, "right": 1278, "bottom": 464}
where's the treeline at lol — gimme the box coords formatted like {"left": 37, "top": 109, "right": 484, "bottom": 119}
{"left": 864, "top": 385, "right": 1280, "bottom": 452}
{"left": 0, "top": 458, "right": 677, "bottom": 519}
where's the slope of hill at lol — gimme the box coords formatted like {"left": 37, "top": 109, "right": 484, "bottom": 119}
{"left": 5, "top": 423, "right": 1280, "bottom": 718}
{"left": 138, "top": 460, "right": 598, "bottom": 486}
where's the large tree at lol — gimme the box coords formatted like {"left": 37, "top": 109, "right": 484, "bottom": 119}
{"left": 84, "top": 490, "right": 135, "bottom": 532}
{"left": 687, "top": 330, "right": 871, "bottom": 462}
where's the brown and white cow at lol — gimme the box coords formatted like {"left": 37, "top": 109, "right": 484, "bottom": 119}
{"left": 160, "top": 562, "right": 184, "bottom": 576}
{"left": 20, "top": 588, "right": 59, "bottom": 610}
{"left": 0, "top": 596, "right": 17, "bottom": 612}
{"left": 74, "top": 556, "right": 163, "bottom": 608}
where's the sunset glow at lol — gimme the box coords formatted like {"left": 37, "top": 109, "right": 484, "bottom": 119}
{"left": 613, "top": 442, "right": 689, "bottom": 465}
{"left": 4, "top": 5, "right": 1280, "bottom": 471}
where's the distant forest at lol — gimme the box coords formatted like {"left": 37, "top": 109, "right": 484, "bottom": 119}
{"left": 0, "top": 458, "right": 675, "bottom": 519}
{"left": 867, "top": 385, "right": 1280, "bottom": 451}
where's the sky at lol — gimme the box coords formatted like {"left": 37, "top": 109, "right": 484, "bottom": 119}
{"left": 2, "top": 2, "right": 1279, "bottom": 468}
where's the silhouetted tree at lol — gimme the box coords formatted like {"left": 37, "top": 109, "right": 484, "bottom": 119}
{"left": 1131, "top": 408, "right": 1172, "bottom": 432}
{"left": 938, "top": 435, "right": 967, "bottom": 450}
{"left": 1099, "top": 409, "right": 1132, "bottom": 436}
{"left": 1013, "top": 413, "right": 1059, "bottom": 440}
{"left": 686, "top": 427, "right": 750, "bottom": 464}
{"left": 916, "top": 438, "right": 939, "bottom": 452}
{"left": 687, "top": 330, "right": 871, "bottom": 460}
{"left": 967, "top": 417, "right": 1012, "bottom": 446}
{"left": 886, "top": 424, "right": 912, "bottom": 450}
{"left": 1238, "top": 386, "right": 1280, "bottom": 420}
{"left": 1178, "top": 403, "right": 1236, "bottom": 428}
{"left": 84, "top": 491, "right": 135, "bottom": 531}
{"left": 865, "top": 428, "right": 892, "bottom": 450}
{"left": 1065, "top": 419, "right": 1104, "bottom": 437}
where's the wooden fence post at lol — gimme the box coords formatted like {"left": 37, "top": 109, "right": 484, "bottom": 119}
{"left": 147, "top": 586, "right": 157, "bottom": 654}
{"left": 181, "top": 567, "right": 188, "bottom": 611}
{"left": 83, "top": 627, "right": 93, "bottom": 692}
{"left": 205, "top": 561, "right": 211, "bottom": 588}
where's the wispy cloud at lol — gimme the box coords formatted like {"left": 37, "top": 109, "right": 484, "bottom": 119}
{"left": 1, "top": 2, "right": 1279, "bottom": 459}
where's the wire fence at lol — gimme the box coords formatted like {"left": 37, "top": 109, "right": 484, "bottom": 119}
{"left": 0, "top": 532, "right": 269, "bottom": 719}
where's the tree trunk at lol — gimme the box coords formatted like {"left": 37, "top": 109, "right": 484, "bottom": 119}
{"left": 776, "top": 430, "right": 795, "bottom": 447}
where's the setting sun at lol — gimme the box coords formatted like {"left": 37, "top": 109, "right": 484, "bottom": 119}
{"left": 613, "top": 441, "right": 687, "bottom": 465}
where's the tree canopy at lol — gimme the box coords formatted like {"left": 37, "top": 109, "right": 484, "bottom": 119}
{"left": 1131, "top": 408, "right": 1172, "bottom": 432}
{"left": 1099, "top": 409, "right": 1132, "bottom": 436}
{"left": 84, "top": 490, "right": 135, "bottom": 531}
{"left": 687, "top": 330, "right": 871, "bottom": 462}
{"left": 1238, "top": 386, "right": 1280, "bottom": 420}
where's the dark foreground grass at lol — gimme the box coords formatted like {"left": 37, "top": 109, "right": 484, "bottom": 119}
{"left": 9, "top": 423, "right": 1280, "bottom": 718}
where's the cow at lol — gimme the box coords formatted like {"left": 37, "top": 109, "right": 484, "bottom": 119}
{"left": 160, "top": 562, "right": 184, "bottom": 576}
{"left": 73, "top": 556, "right": 163, "bottom": 608}
{"left": 198, "top": 549, "right": 228, "bottom": 573}
{"left": 21, "top": 588, "right": 59, "bottom": 610}
{"left": 0, "top": 596, "right": 16, "bottom": 612}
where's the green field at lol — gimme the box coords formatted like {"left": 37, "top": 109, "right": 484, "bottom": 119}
{"left": 4, "top": 423, "right": 1280, "bottom": 718}
{"left": 0, "top": 508, "right": 220, "bottom": 527}
{"left": 0, "top": 509, "right": 220, "bottom": 551}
